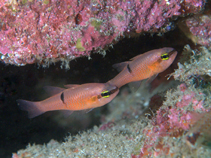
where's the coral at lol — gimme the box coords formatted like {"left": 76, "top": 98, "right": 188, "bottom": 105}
{"left": 12, "top": 121, "right": 148, "bottom": 158}
{"left": 178, "top": 12, "right": 211, "bottom": 48}
{"left": 0, "top": 0, "right": 205, "bottom": 66}
{"left": 179, "top": 0, "right": 205, "bottom": 14}
{"left": 186, "top": 109, "right": 211, "bottom": 148}
{"left": 173, "top": 45, "right": 211, "bottom": 83}
{"left": 134, "top": 83, "right": 207, "bottom": 157}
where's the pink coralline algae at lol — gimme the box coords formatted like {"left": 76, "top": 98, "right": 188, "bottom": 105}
{"left": 0, "top": 0, "right": 205, "bottom": 66}
{"left": 178, "top": 12, "right": 211, "bottom": 48}
{"left": 132, "top": 83, "right": 207, "bottom": 158}
{"left": 186, "top": 109, "right": 211, "bottom": 148}
{"left": 98, "top": 121, "right": 116, "bottom": 131}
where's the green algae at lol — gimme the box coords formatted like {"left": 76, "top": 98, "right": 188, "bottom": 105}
{"left": 91, "top": 20, "right": 102, "bottom": 31}
{"left": 43, "top": 0, "right": 50, "bottom": 5}
{"left": 76, "top": 38, "right": 85, "bottom": 52}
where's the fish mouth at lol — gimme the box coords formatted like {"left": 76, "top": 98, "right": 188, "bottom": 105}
{"left": 109, "top": 86, "right": 119, "bottom": 95}
{"left": 168, "top": 49, "right": 177, "bottom": 57}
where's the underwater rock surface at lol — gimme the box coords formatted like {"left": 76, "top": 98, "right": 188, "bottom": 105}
{"left": 0, "top": 0, "right": 205, "bottom": 66}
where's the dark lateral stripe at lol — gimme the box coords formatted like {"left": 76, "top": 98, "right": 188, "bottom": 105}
{"left": 60, "top": 92, "right": 65, "bottom": 104}
{"left": 127, "top": 64, "right": 132, "bottom": 73}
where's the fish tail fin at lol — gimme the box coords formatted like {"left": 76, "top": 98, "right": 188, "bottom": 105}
{"left": 17, "top": 99, "right": 44, "bottom": 118}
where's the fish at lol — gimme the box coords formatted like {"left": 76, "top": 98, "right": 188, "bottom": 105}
{"left": 107, "top": 47, "right": 177, "bottom": 88}
{"left": 17, "top": 83, "right": 119, "bottom": 118}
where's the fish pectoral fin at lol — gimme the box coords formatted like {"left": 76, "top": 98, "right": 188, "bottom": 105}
{"left": 112, "top": 61, "right": 129, "bottom": 72}
{"left": 128, "top": 74, "right": 158, "bottom": 92}
{"left": 84, "top": 108, "right": 94, "bottom": 113}
{"left": 43, "top": 86, "right": 65, "bottom": 96}
{"left": 64, "top": 84, "right": 80, "bottom": 89}
{"left": 146, "top": 74, "right": 158, "bottom": 84}
{"left": 128, "top": 80, "right": 143, "bottom": 92}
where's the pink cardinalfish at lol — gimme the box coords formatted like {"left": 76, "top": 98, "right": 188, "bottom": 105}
{"left": 17, "top": 83, "right": 119, "bottom": 118}
{"left": 107, "top": 47, "right": 177, "bottom": 88}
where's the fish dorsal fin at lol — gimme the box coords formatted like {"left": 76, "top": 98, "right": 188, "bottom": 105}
{"left": 64, "top": 84, "right": 80, "bottom": 89}
{"left": 130, "top": 53, "right": 144, "bottom": 61}
{"left": 112, "top": 61, "right": 129, "bottom": 72}
{"left": 43, "top": 86, "right": 65, "bottom": 96}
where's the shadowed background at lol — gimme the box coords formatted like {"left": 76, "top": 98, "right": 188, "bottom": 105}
{"left": 0, "top": 27, "right": 191, "bottom": 157}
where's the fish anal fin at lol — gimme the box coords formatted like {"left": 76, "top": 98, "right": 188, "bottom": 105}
{"left": 17, "top": 99, "right": 44, "bottom": 118}
{"left": 43, "top": 86, "right": 65, "bottom": 96}
{"left": 64, "top": 84, "right": 80, "bottom": 89}
{"left": 112, "top": 61, "right": 129, "bottom": 72}
{"left": 60, "top": 110, "right": 74, "bottom": 118}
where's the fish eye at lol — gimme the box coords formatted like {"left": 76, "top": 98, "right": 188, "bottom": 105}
{"left": 101, "top": 90, "right": 110, "bottom": 98}
{"left": 161, "top": 53, "right": 169, "bottom": 60}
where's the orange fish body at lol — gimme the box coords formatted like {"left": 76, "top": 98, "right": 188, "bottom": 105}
{"left": 17, "top": 83, "right": 119, "bottom": 118}
{"left": 108, "top": 47, "right": 177, "bottom": 88}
